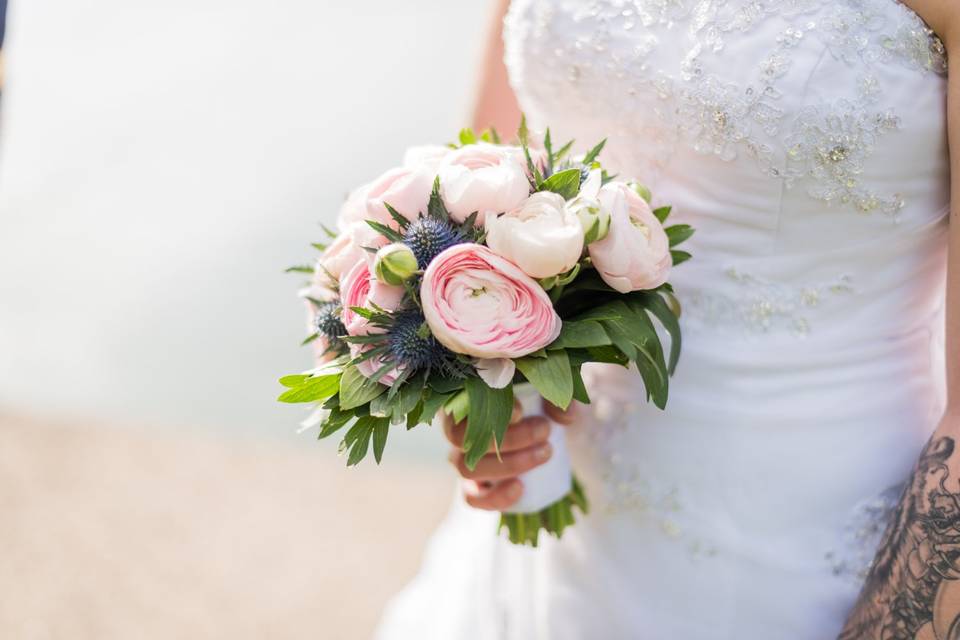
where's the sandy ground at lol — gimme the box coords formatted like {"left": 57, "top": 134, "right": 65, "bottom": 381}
{"left": 0, "top": 413, "right": 453, "bottom": 639}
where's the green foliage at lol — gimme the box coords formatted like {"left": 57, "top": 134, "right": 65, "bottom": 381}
{"left": 665, "top": 224, "right": 695, "bottom": 247}
{"left": 284, "top": 264, "right": 314, "bottom": 274}
{"left": 653, "top": 205, "right": 672, "bottom": 223}
{"left": 276, "top": 373, "right": 341, "bottom": 403}
{"left": 339, "top": 365, "right": 387, "bottom": 410}
{"left": 671, "top": 250, "right": 692, "bottom": 266}
{"left": 462, "top": 377, "right": 514, "bottom": 470}
{"left": 498, "top": 477, "right": 588, "bottom": 546}
{"left": 581, "top": 139, "right": 607, "bottom": 165}
{"left": 366, "top": 219, "right": 404, "bottom": 243}
{"left": 515, "top": 350, "right": 573, "bottom": 410}
{"left": 538, "top": 168, "right": 581, "bottom": 200}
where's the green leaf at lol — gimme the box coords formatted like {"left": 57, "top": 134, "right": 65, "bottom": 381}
{"left": 372, "top": 420, "right": 389, "bottom": 463}
{"left": 550, "top": 320, "right": 611, "bottom": 350}
{"left": 671, "top": 249, "right": 692, "bottom": 266}
{"left": 318, "top": 407, "right": 353, "bottom": 439}
{"left": 523, "top": 144, "right": 544, "bottom": 186}
{"left": 279, "top": 374, "right": 310, "bottom": 388}
{"left": 277, "top": 373, "right": 341, "bottom": 403}
{"left": 366, "top": 219, "right": 404, "bottom": 243}
{"left": 391, "top": 372, "right": 426, "bottom": 423}
{"left": 571, "top": 365, "right": 590, "bottom": 404}
{"left": 582, "top": 139, "right": 607, "bottom": 165}
{"left": 427, "top": 176, "right": 449, "bottom": 220}
{"left": 300, "top": 332, "right": 320, "bottom": 346}
{"left": 419, "top": 390, "right": 453, "bottom": 426}
{"left": 462, "top": 377, "right": 514, "bottom": 470}
{"left": 653, "top": 206, "right": 672, "bottom": 223}
{"left": 311, "top": 242, "right": 328, "bottom": 252}
{"left": 544, "top": 127, "right": 553, "bottom": 174}
{"left": 444, "top": 389, "right": 470, "bottom": 424}
{"left": 383, "top": 202, "right": 411, "bottom": 230}
{"left": 428, "top": 375, "right": 466, "bottom": 394}
{"left": 665, "top": 224, "right": 695, "bottom": 247}
{"left": 343, "top": 417, "right": 376, "bottom": 466}
{"left": 339, "top": 365, "right": 387, "bottom": 410}
{"left": 517, "top": 114, "right": 530, "bottom": 147}
{"left": 515, "top": 349, "right": 574, "bottom": 410}
{"left": 489, "top": 127, "right": 502, "bottom": 144}
{"left": 639, "top": 292, "right": 682, "bottom": 376}
{"left": 285, "top": 264, "right": 314, "bottom": 274}
{"left": 554, "top": 139, "right": 574, "bottom": 162}
{"left": 321, "top": 223, "right": 338, "bottom": 239}
{"left": 458, "top": 128, "right": 477, "bottom": 146}
{"left": 538, "top": 168, "right": 581, "bottom": 200}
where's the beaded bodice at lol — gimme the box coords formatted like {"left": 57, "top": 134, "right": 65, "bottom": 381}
{"left": 504, "top": 0, "right": 949, "bottom": 342}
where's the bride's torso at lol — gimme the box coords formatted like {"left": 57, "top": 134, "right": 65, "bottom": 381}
{"left": 498, "top": 3, "right": 951, "bottom": 634}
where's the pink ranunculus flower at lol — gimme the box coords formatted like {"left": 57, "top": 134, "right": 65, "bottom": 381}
{"left": 340, "top": 261, "right": 404, "bottom": 336}
{"left": 365, "top": 165, "right": 433, "bottom": 224}
{"left": 403, "top": 144, "right": 451, "bottom": 171}
{"left": 351, "top": 343, "right": 401, "bottom": 385}
{"left": 336, "top": 166, "right": 433, "bottom": 232}
{"left": 588, "top": 182, "right": 672, "bottom": 293}
{"left": 335, "top": 184, "right": 368, "bottom": 231}
{"left": 317, "top": 231, "right": 367, "bottom": 283}
{"left": 437, "top": 142, "right": 532, "bottom": 225}
{"left": 421, "top": 243, "right": 562, "bottom": 359}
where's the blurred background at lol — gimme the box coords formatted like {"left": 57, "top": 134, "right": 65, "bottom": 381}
{"left": 0, "top": 0, "right": 490, "bottom": 636}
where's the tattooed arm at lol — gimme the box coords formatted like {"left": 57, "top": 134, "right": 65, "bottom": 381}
{"left": 838, "top": 4, "right": 960, "bottom": 639}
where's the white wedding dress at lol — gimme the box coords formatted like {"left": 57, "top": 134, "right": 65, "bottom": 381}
{"left": 376, "top": 1, "right": 950, "bottom": 638}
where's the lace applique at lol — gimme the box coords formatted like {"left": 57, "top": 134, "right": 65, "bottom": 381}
{"left": 680, "top": 267, "right": 855, "bottom": 335}
{"left": 505, "top": 0, "right": 945, "bottom": 215}
{"left": 581, "top": 396, "right": 720, "bottom": 559}
{"left": 825, "top": 484, "right": 903, "bottom": 582}
{"left": 784, "top": 101, "right": 905, "bottom": 216}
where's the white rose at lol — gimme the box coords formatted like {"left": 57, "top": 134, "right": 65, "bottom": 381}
{"left": 437, "top": 142, "right": 531, "bottom": 225}
{"left": 484, "top": 191, "right": 584, "bottom": 279}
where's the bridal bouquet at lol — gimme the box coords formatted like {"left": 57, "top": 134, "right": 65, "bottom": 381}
{"left": 279, "top": 120, "right": 693, "bottom": 546}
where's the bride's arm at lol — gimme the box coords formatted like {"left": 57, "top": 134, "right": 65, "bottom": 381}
{"left": 838, "top": 5, "right": 960, "bottom": 638}
{"left": 471, "top": 0, "right": 522, "bottom": 134}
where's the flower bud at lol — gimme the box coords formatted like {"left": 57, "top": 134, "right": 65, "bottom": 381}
{"left": 568, "top": 196, "right": 611, "bottom": 245}
{"left": 630, "top": 182, "right": 653, "bottom": 203}
{"left": 374, "top": 242, "right": 418, "bottom": 286}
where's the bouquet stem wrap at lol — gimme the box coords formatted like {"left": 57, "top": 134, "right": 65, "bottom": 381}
{"left": 506, "top": 383, "right": 573, "bottom": 513}
{"left": 498, "top": 383, "right": 588, "bottom": 546}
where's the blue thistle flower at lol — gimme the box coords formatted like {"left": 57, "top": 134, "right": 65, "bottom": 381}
{"left": 387, "top": 311, "right": 468, "bottom": 377}
{"left": 314, "top": 301, "right": 347, "bottom": 342}
{"left": 402, "top": 216, "right": 465, "bottom": 268}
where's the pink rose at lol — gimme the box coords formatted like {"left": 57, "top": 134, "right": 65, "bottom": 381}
{"left": 340, "top": 261, "right": 404, "bottom": 336}
{"left": 420, "top": 243, "right": 561, "bottom": 359}
{"left": 317, "top": 232, "right": 367, "bottom": 283}
{"left": 437, "top": 143, "right": 531, "bottom": 225}
{"left": 588, "top": 182, "right": 671, "bottom": 293}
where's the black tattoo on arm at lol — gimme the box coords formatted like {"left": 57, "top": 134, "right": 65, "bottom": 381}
{"left": 839, "top": 436, "right": 960, "bottom": 640}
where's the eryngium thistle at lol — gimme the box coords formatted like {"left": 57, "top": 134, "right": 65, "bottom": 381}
{"left": 387, "top": 311, "right": 467, "bottom": 376}
{"left": 402, "top": 216, "right": 465, "bottom": 268}
{"left": 314, "top": 301, "right": 347, "bottom": 342}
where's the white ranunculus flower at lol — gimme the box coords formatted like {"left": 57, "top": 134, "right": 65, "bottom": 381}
{"left": 484, "top": 191, "right": 584, "bottom": 279}
{"left": 436, "top": 142, "right": 531, "bottom": 225}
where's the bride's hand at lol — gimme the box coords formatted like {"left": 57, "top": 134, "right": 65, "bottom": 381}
{"left": 443, "top": 400, "right": 581, "bottom": 511}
